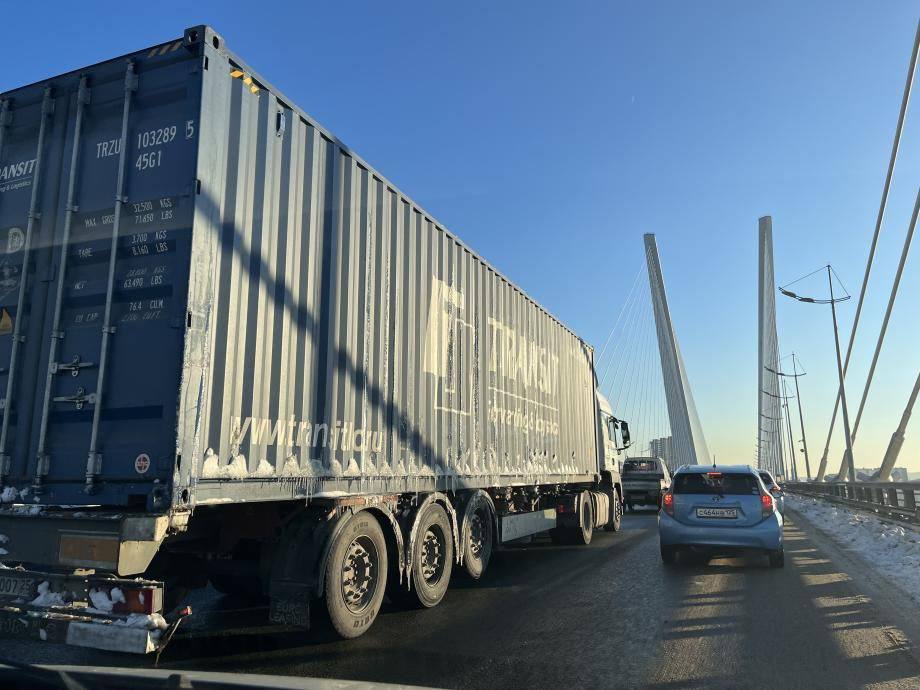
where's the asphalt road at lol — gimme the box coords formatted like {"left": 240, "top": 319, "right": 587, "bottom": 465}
{"left": 3, "top": 509, "right": 920, "bottom": 689}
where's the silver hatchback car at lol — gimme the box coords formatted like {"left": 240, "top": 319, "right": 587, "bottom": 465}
{"left": 659, "top": 465, "right": 784, "bottom": 567}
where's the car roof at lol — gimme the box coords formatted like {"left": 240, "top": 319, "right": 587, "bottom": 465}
{"left": 674, "top": 464, "right": 754, "bottom": 475}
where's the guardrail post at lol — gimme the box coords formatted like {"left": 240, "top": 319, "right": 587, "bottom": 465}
{"left": 887, "top": 488, "right": 899, "bottom": 508}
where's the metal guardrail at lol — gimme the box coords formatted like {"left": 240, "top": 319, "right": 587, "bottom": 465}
{"left": 786, "top": 480, "right": 920, "bottom": 526}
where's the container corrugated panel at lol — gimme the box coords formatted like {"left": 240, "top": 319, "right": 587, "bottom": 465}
{"left": 0, "top": 26, "right": 600, "bottom": 510}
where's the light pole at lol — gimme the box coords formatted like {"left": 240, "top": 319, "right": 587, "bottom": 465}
{"left": 790, "top": 354, "right": 811, "bottom": 480}
{"left": 765, "top": 357, "right": 810, "bottom": 481}
{"left": 760, "top": 388, "right": 793, "bottom": 479}
{"left": 780, "top": 265, "right": 856, "bottom": 483}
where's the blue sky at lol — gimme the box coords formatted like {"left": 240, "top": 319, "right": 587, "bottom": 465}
{"left": 3, "top": 1, "right": 919, "bottom": 472}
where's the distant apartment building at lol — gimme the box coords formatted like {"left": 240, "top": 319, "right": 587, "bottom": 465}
{"left": 650, "top": 436, "right": 674, "bottom": 471}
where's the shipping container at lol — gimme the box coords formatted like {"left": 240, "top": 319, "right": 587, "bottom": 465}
{"left": 0, "top": 27, "right": 599, "bottom": 510}
{"left": 0, "top": 26, "right": 626, "bottom": 651}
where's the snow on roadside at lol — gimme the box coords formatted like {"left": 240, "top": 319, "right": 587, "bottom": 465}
{"left": 787, "top": 494, "right": 920, "bottom": 604}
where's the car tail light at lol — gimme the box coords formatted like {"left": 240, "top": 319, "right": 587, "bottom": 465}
{"left": 761, "top": 492, "right": 774, "bottom": 518}
{"left": 663, "top": 492, "right": 674, "bottom": 516}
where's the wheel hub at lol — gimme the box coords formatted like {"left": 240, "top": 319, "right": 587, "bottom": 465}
{"left": 469, "top": 513, "right": 485, "bottom": 557}
{"left": 341, "top": 535, "right": 377, "bottom": 613}
{"left": 421, "top": 528, "right": 443, "bottom": 583}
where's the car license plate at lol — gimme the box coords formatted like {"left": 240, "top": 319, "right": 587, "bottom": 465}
{"left": 696, "top": 507, "right": 737, "bottom": 519}
{"left": 0, "top": 574, "right": 34, "bottom": 598}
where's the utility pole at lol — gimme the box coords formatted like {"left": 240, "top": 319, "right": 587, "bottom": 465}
{"left": 828, "top": 266, "right": 856, "bottom": 483}
{"left": 791, "top": 354, "right": 811, "bottom": 480}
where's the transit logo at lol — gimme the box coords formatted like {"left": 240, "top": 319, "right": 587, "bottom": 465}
{"left": 0, "top": 158, "right": 36, "bottom": 193}
{"left": 423, "top": 276, "right": 474, "bottom": 416}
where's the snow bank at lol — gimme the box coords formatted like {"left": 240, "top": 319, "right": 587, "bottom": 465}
{"left": 787, "top": 494, "right": 920, "bottom": 603}
{"left": 0, "top": 486, "right": 17, "bottom": 503}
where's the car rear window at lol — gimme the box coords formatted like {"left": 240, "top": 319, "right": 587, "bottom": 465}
{"left": 673, "top": 473, "right": 760, "bottom": 495}
{"left": 759, "top": 473, "right": 775, "bottom": 487}
{"left": 624, "top": 460, "right": 660, "bottom": 475}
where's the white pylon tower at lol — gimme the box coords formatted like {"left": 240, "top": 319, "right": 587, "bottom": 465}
{"left": 644, "top": 234, "right": 710, "bottom": 467}
{"left": 758, "top": 217, "right": 785, "bottom": 478}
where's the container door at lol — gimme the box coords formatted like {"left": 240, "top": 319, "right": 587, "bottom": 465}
{"left": 0, "top": 46, "right": 200, "bottom": 508}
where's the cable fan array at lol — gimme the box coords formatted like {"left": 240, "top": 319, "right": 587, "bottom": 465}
{"left": 595, "top": 268, "right": 672, "bottom": 463}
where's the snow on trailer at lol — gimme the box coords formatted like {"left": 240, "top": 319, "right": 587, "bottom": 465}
{"left": 0, "top": 25, "right": 626, "bottom": 650}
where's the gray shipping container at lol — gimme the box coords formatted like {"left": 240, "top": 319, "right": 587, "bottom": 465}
{"left": 0, "top": 25, "right": 600, "bottom": 512}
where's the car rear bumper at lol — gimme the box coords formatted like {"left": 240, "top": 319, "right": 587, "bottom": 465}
{"left": 658, "top": 512, "right": 783, "bottom": 551}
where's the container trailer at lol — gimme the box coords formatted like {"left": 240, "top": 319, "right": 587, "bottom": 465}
{"left": 0, "top": 26, "right": 628, "bottom": 652}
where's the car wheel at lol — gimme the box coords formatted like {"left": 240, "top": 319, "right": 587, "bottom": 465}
{"left": 660, "top": 544, "right": 677, "bottom": 565}
{"left": 769, "top": 548, "right": 784, "bottom": 568}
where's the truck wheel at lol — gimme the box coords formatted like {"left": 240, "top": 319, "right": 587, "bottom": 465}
{"left": 660, "top": 544, "right": 677, "bottom": 565}
{"left": 574, "top": 491, "right": 594, "bottom": 545}
{"left": 412, "top": 503, "right": 453, "bottom": 607}
{"left": 603, "top": 489, "right": 622, "bottom": 532}
{"left": 461, "top": 503, "right": 493, "bottom": 580}
{"left": 324, "top": 512, "right": 388, "bottom": 639}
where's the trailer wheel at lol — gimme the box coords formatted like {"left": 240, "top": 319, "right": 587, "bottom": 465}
{"left": 461, "top": 502, "right": 494, "bottom": 580}
{"left": 603, "top": 488, "right": 622, "bottom": 532}
{"left": 397, "top": 503, "right": 454, "bottom": 608}
{"left": 324, "top": 512, "right": 388, "bottom": 639}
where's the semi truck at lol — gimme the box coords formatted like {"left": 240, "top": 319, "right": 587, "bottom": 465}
{"left": 0, "top": 26, "right": 628, "bottom": 653}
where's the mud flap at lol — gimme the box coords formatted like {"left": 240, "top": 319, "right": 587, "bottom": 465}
{"left": 269, "top": 581, "right": 310, "bottom": 628}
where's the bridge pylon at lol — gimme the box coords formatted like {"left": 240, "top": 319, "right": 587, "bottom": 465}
{"left": 644, "top": 234, "right": 710, "bottom": 467}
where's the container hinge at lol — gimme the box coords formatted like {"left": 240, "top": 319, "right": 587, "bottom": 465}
{"left": 41, "top": 96, "right": 55, "bottom": 117}
{"left": 125, "top": 70, "right": 139, "bottom": 93}
{"left": 53, "top": 387, "right": 97, "bottom": 410}
{"left": 276, "top": 110, "right": 287, "bottom": 138}
{"left": 87, "top": 451, "right": 102, "bottom": 477}
{"left": 35, "top": 453, "right": 50, "bottom": 477}
{"left": 50, "top": 356, "right": 95, "bottom": 377}
{"left": 77, "top": 81, "right": 91, "bottom": 105}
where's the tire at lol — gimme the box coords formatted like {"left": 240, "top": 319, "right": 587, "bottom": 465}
{"left": 461, "top": 502, "right": 494, "bottom": 580}
{"left": 397, "top": 503, "right": 454, "bottom": 608}
{"left": 323, "top": 512, "right": 388, "bottom": 639}
{"left": 603, "top": 489, "right": 622, "bottom": 532}
{"left": 768, "top": 548, "right": 785, "bottom": 568}
{"left": 660, "top": 544, "right": 677, "bottom": 565}
{"left": 573, "top": 492, "right": 594, "bottom": 545}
